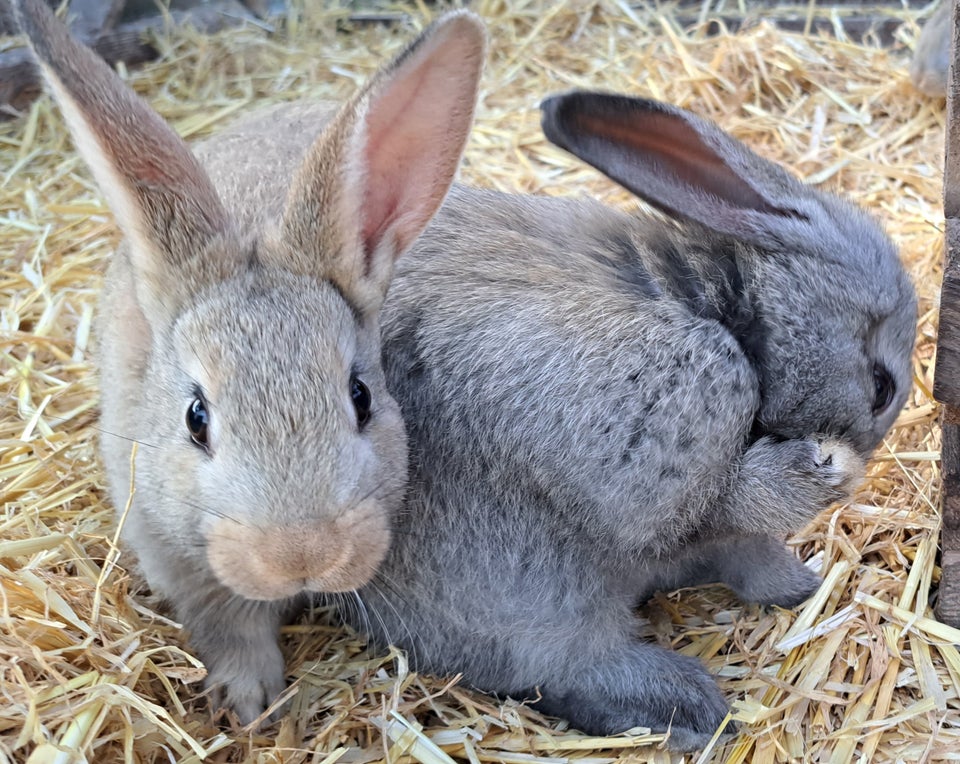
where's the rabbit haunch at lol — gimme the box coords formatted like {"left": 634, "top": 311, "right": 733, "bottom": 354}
{"left": 14, "top": 0, "right": 486, "bottom": 725}
{"left": 341, "top": 92, "right": 916, "bottom": 750}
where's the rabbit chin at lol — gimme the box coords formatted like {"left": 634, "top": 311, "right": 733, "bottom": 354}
{"left": 204, "top": 511, "right": 390, "bottom": 600}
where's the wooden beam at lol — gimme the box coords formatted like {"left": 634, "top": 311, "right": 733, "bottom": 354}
{"left": 934, "top": 219, "right": 960, "bottom": 407}
{"left": 935, "top": 0, "right": 960, "bottom": 627}
{"left": 939, "top": 413, "right": 960, "bottom": 625}
{"left": 67, "top": 0, "right": 127, "bottom": 42}
{"left": 945, "top": 0, "right": 960, "bottom": 220}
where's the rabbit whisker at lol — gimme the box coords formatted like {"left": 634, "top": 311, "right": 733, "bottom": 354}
{"left": 365, "top": 574, "right": 425, "bottom": 665}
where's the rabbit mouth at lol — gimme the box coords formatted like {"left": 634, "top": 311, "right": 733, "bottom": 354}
{"left": 205, "top": 512, "right": 391, "bottom": 601}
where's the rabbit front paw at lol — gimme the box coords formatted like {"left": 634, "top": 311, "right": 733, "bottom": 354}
{"left": 207, "top": 640, "right": 288, "bottom": 726}
{"left": 667, "top": 534, "right": 821, "bottom": 608}
{"left": 759, "top": 559, "right": 821, "bottom": 608}
{"left": 729, "top": 436, "right": 864, "bottom": 534}
{"left": 721, "top": 535, "right": 821, "bottom": 608}
{"left": 536, "top": 646, "right": 732, "bottom": 751}
{"left": 812, "top": 437, "right": 864, "bottom": 496}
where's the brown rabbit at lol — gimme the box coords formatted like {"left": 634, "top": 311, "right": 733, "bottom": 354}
{"left": 13, "top": 0, "right": 485, "bottom": 724}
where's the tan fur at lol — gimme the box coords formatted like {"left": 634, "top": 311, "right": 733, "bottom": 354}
{"left": 193, "top": 102, "right": 338, "bottom": 227}
{"left": 207, "top": 506, "right": 389, "bottom": 600}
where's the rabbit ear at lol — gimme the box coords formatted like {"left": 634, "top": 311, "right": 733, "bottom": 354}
{"left": 540, "top": 91, "right": 811, "bottom": 247}
{"left": 13, "top": 0, "right": 229, "bottom": 323}
{"left": 275, "top": 11, "right": 486, "bottom": 315}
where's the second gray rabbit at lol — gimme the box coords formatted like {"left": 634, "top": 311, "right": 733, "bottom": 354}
{"left": 345, "top": 92, "right": 917, "bottom": 750}
{"left": 910, "top": 0, "right": 951, "bottom": 97}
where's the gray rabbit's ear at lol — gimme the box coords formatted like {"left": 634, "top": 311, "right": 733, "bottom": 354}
{"left": 276, "top": 11, "right": 486, "bottom": 316}
{"left": 540, "top": 91, "right": 811, "bottom": 246}
{"left": 13, "top": 0, "right": 231, "bottom": 324}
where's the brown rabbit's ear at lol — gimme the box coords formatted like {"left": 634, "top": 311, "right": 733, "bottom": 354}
{"left": 276, "top": 10, "right": 486, "bottom": 315}
{"left": 13, "top": 0, "right": 230, "bottom": 323}
{"left": 540, "top": 91, "right": 815, "bottom": 249}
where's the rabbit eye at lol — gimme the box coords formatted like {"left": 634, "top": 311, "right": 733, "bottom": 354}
{"left": 186, "top": 396, "right": 210, "bottom": 448}
{"left": 872, "top": 364, "right": 895, "bottom": 415}
{"left": 350, "top": 374, "right": 372, "bottom": 430}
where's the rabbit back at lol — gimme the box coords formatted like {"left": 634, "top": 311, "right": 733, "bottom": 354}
{"left": 382, "top": 185, "right": 759, "bottom": 557}
{"left": 192, "top": 102, "right": 337, "bottom": 228}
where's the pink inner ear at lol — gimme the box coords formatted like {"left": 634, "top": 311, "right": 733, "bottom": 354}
{"left": 580, "top": 112, "right": 778, "bottom": 213}
{"left": 357, "top": 23, "right": 478, "bottom": 268}
{"left": 359, "top": 70, "right": 437, "bottom": 262}
{"left": 359, "top": 146, "right": 405, "bottom": 263}
{"left": 131, "top": 153, "right": 180, "bottom": 186}
{"left": 557, "top": 105, "right": 797, "bottom": 220}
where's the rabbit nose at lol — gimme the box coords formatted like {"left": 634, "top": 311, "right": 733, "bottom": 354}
{"left": 205, "top": 510, "right": 390, "bottom": 601}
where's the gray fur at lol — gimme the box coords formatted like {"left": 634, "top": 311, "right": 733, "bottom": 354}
{"left": 342, "top": 93, "right": 917, "bottom": 750}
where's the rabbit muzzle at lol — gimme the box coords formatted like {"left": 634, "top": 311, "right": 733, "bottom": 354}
{"left": 204, "top": 507, "right": 391, "bottom": 600}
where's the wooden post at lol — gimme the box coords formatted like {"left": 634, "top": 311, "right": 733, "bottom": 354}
{"left": 934, "top": 0, "right": 960, "bottom": 626}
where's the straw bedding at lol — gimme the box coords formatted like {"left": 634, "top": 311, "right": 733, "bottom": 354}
{"left": 0, "top": 1, "right": 952, "bottom": 761}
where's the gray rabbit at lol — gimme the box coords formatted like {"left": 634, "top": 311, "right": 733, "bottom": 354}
{"left": 345, "top": 92, "right": 917, "bottom": 750}
{"left": 13, "top": 0, "right": 485, "bottom": 724}
{"left": 910, "top": 0, "right": 951, "bottom": 97}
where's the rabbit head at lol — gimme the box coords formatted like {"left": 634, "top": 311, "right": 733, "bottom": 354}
{"left": 16, "top": 0, "right": 486, "bottom": 602}
{"left": 541, "top": 92, "right": 916, "bottom": 456}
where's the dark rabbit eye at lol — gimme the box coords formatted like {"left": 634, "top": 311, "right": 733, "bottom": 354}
{"left": 186, "top": 396, "right": 210, "bottom": 448}
{"left": 350, "top": 374, "right": 372, "bottom": 429}
{"left": 872, "top": 364, "right": 895, "bottom": 415}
